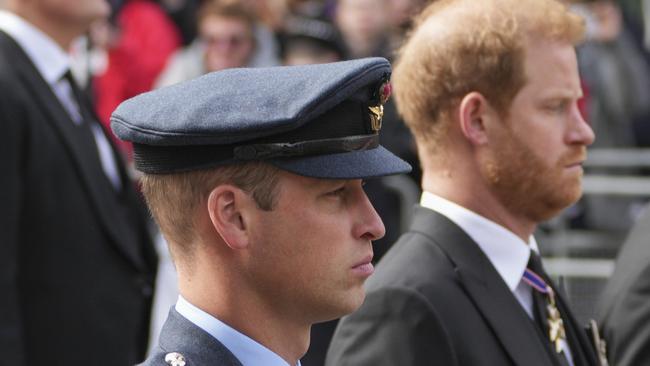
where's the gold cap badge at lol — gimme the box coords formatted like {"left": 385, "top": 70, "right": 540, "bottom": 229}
{"left": 369, "top": 82, "right": 392, "bottom": 132}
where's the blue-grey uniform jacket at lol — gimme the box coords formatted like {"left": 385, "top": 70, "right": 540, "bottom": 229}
{"left": 140, "top": 308, "right": 243, "bottom": 366}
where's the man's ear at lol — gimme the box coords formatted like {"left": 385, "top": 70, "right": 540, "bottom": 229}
{"left": 206, "top": 185, "right": 251, "bottom": 250}
{"left": 458, "top": 92, "right": 492, "bottom": 146}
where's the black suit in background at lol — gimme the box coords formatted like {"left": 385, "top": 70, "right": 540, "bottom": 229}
{"left": 0, "top": 30, "right": 157, "bottom": 365}
{"left": 326, "top": 207, "right": 598, "bottom": 366}
{"left": 597, "top": 204, "right": 650, "bottom": 366}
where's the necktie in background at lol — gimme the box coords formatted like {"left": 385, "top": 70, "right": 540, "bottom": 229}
{"left": 59, "top": 70, "right": 122, "bottom": 191}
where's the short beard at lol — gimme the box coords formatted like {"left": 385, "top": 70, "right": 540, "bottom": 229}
{"left": 480, "top": 129, "right": 585, "bottom": 223}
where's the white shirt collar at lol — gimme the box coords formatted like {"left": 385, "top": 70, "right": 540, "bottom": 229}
{"left": 0, "top": 10, "right": 70, "bottom": 84}
{"left": 175, "top": 296, "right": 298, "bottom": 366}
{"left": 420, "top": 191, "right": 539, "bottom": 291}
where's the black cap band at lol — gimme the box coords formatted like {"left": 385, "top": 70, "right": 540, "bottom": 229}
{"left": 133, "top": 133, "right": 379, "bottom": 174}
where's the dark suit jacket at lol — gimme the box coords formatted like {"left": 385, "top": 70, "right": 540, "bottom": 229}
{"left": 0, "top": 30, "right": 157, "bottom": 365}
{"left": 326, "top": 206, "right": 598, "bottom": 366}
{"left": 597, "top": 204, "right": 650, "bottom": 366}
{"left": 140, "top": 308, "right": 243, "bottom": 366}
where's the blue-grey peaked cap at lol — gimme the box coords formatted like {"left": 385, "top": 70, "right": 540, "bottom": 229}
{"left": 111, "top": 57, "right": 411, "bottom": 179}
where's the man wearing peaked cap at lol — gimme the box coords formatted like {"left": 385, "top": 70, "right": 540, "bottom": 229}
{"left": 111, "top": 57, "right": 410, "bottom": 366}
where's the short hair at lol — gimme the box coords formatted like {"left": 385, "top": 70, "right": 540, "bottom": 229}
{"left": 141, "top": 162, "right": 280, "bottom": 262}
{"left": 197, "top": 0, "right": 257, "bottom": 33}
{"left": 393, "top": 0, "right": 585, "bottom": 154}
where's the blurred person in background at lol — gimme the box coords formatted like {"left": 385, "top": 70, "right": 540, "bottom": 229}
{"left": 0, "top": 0, "right": 157, "bottom": 364}
{"left": 281, "top": 15, "right": 344, "bottom": 65}
{"left": 158, "top": 0, "right": 203, "bottom": 46}
{"left": 224, "top": 0, "right": 284, "bottom": 67}
{"left": 326, "top": 0, "right": 603, "bottom": 365}
{"left": 574, "top": 0, "right": 650, "bottom": 151}
{"left": 569, "top": 0, "right": 650, "bottom": 231}
{"left": 588, "top": 3, "right": 650, "bottom": 364}
{"left": 334, "top": 0, "right": 392, "bottom": 59}
{"left": 287, "top": 0, "right": 330, "bottom": 18}
{"left": 156, "top": 0, "right": 257, "bottom": 88}
{"left": 93, "top": 0, "right": 181, "bottom": 156}
{"left": 386, "top": 0, "right": 428, "bottom": 50}
{"left": 597, "top": 203, "right": 650, "bottom": 366}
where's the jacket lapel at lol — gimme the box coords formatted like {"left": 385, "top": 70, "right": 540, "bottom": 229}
{"left": 410, "top": 206, "right": 555, "bottom": 366}
{"left": 160, "top": 309, "right": 244, "bottom": 366}
{"left": 1, "top": 31, "right": 146, "bottom": 270}
{"left": 548, "top": 272, "right": 599, "bottom": 366}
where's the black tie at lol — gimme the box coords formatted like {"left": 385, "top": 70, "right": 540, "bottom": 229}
{"left": 61, "top": 70, "right": 122, "bottom": 192}
{"left": 527, "top": 252, "right": 572, "bottom": 366}
{"left": 62, "top": 70, "right": 93, "bottom": 123}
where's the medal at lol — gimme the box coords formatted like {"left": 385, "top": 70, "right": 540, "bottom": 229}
{"left": 546, "top": 288, "right": 566, "bottom": 353}
{"left": 523, "top": 268, "right": 567, "bottom": 355}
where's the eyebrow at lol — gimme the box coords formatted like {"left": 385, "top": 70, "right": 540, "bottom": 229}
{"left": 537, "top": 89, "right": 583, "bottom": 100}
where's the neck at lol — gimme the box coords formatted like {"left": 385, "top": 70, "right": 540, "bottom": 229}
{"left": 179, "top": 261, "right": 310, "bottom": 365}
{"left": 421, "top": 163, "right": 536, "bottom": 242}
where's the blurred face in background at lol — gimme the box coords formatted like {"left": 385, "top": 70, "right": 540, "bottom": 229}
{"left": 336, "top": 0, "right": 389, "bottom": 46}
{"left": 225, "top": 0, "right": 288, "bottom": 30}
{"left": 388, "top": 0, "right": 426, "bottom": 30}
{"left": 284, "top": 46, "right": 340, "bottom": 66}
{"left": 9, "top": 0, "right": 110, "bottom": 36}
{"left": 282, "top": 36, "right": 343, "bottom": 66}
{"left": 199, "top": 14, "right": 255, "bottom": 72}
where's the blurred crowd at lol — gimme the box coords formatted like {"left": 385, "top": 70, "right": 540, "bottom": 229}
{"left": 570, "top": 0, "right": 650, "bottom": 232}
{"left": 68, "top": 0, "right": 426, "bottom": 153}
{"left": 58, "top": 0, "right": 650, "bottom": 235}
{"left": 71, "top": 0, "right": 426, "bottom": 255}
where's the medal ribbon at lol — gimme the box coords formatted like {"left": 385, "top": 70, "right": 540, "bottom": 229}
{"left": 522, "top": 268, "right": 550, "bottom": 294}
{"left": 523, "top": 267, "right": 567, "bottom": 356}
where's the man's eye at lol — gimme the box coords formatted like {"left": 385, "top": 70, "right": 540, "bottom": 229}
{"left": 327, "top": 186, "right": 346, "bottom": 197}
{"left": 545, "top": 101, "right": 568, "bottom": 112}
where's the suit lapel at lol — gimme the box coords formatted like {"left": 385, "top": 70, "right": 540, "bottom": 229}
{"left": 546, "top": 272, "right": 599, "bottom": 366}
{"left": 0, "top": 31, "right": 145, "bottom": 270}
{"left": 410, "top": 207, "right": 555, "bottom": 366}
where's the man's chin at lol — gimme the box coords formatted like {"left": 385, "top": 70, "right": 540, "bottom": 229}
{"left": 535, "top": 187, "right": 582, "bottom": 222}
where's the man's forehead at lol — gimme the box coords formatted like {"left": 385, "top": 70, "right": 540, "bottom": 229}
{"left": 521, "top": 41, "right": 579, "bottom": 90}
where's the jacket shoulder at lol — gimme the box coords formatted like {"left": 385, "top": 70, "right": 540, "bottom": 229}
{"left": 151, "top": 308, "right": 244, "bottom": 366}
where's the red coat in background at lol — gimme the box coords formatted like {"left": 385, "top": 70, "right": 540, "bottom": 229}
{"left": 95, "top": 0, "right": 181, "bottom": 157}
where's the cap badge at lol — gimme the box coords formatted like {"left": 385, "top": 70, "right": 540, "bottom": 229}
{"left": 369, "top": 82, "right": 391, "bottom": 132}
